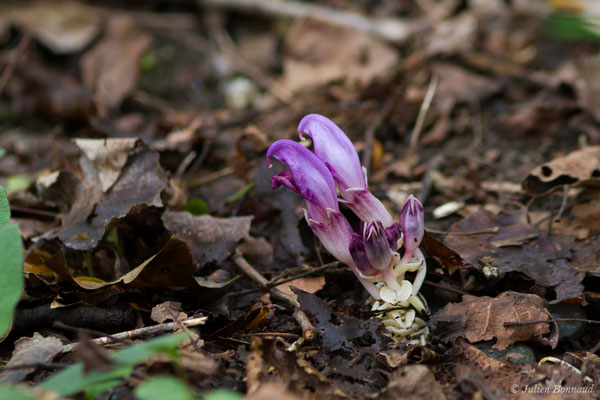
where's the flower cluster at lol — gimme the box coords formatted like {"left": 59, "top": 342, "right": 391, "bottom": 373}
{"left": 267, "top": 114, "right": 428, "bottom": 343}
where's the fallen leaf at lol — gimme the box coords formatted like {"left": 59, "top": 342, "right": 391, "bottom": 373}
{"left": 0, "top": 333, "right": 63, "bottom": 383}
{"left": 380, "top": 365, "right": 446, "bottom": 400}
{"left": 277, "top": 277, "right": 325, "bottom": 299}
{"left": 429, "top": 291, "right": 558, "bottom": 350}
{"left": 522, "top": 146, "right": 600, "bottom": 195}
{"left": 162, "top": 211, "right": 252, "bottom": 266}
{"left": 43, "top": 237, "right": 236, "bottom": 291}
{"left": 5, "top": 0, "right": 101, "bottom": 53}
{"left": 151, "top": 301, "right": 188, "bottom": 324}
{"left": 80, "top": 15, "right": 151, "bottom": 117}
{"left": 74, "top": 138, "right": 138, "bottom": 192}
{"left": 426, "top": 12, "right": 477, "bottom": 56}
{"left": 293, "top": 288, "right": 382, "bottom": 354}
{"left": 278, "top": 18, "right": 399, "bottom": 94}
{"left": 433, "top": 63, "right": 503, "bottom": 112}
{"left": 444, "top": 209, "right": 585, "bottom": 303}
{"left": 54, "top": 140, "right": 168, "bottom": 251}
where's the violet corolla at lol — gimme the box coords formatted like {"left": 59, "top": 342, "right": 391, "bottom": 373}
{"left": 267, "top": 114, "right": 429, "bottom": 344}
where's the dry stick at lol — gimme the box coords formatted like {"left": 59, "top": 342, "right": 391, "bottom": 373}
{"left": 409, "top": 74, "right": 438, "bottom": 155}
{"left": 553, "top": 184, "right": 570, "bottom": 224}
{"left": 0, "top": 34, "right": 30, "bottom": 96}
{"left": 60, "top": 316, "right": 208, "bottom": 354}
{"left": 425, "top": 227, "right": 499, "bottom": 236}
{"left": 503, "top": 318, "right": 600, "bottom": 328}
{"left": 232, "top": 251, "right": 316, "bottom": 341}
{"left": 197, "top": 0, "right": 426, "bottom": 43}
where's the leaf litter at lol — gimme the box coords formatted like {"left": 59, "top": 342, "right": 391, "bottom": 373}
{"left": 0, "top": 0, "right": 600, "bottom": 399}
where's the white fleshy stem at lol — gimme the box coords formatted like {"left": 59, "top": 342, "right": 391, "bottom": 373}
{"left": 411, "top": 248, "right": 427, "bottom": 296}
{"left": 349, "top": 264, "right": 382, "bottom": 300}
{"left": 381, "top": 266, "right": 402, "bottom": 291}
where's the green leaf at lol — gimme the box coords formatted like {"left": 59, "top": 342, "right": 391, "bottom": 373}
{"left": 4, "top": 173, "right": 33, "bottom": 194}
{"left": 547, "top": 13, "right": 600, "bottom": 40}
{"left": 0, "top": 148, "right": 5, "bottom": 159}
{"left": 41, "top": 333, "right": 188, "bottom": 397}
{"left": 202, "top": 389, "right": 243, "bottom": 400}
{"left": 0, "top": 223, "right": 23, "bottom": 339}
{"left": 135, "top": 376, "right": 196, "bottom": 400}
{"left": 0, "top": 384, "right": 40, "bottom": 400}
{"left": 185, "top": 198, "right": 210, "bottom": 216}
{"left": 0, "top": 186, "right": 9, "bottom": 225}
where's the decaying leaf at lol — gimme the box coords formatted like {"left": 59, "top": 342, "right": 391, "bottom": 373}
{"left": 429, "top": 291, "right": 558, "bottom": 350}
{"left": 42, "top": 237, "right": 235, "bottom": 291}
{"left": 55, "top": 140, "right": 168, "bottom": 251}
{"left": 80, "top": 16, "right": 151, "bottom": 117}
{"left": 151, "top": 301, "right": 188, "bottom": 324}
{"left": 278, "top": 18, "right": 399, "bottom": 94}
{"left": 293, "top": 288, "right": 382, "bottom": 354}
{"left": 277, "top": 277, "right": 325, "bottom": 300}
{"left": 523, "top": 146, "right": 600, "bottom": 195}
{"left": 162, "top": 211, "right": 252, "bottom": 266}
{"left": 74, "top": 138, "right": 138, "bottom": 192}
{"left": 380, "top": 365, "right": 446, "bottom": 400}
{"left": 0, "top": 333, "right": 63, "bottom": 383}
{"left": 2, "top": 0, "right": 101, "bottom": 53}
{"left": 444, "top": 209, "right": 585, "bottom": 303}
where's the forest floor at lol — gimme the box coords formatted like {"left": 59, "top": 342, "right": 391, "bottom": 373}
{"left": 0, "top": 0, "right": 599, "bottom": 399}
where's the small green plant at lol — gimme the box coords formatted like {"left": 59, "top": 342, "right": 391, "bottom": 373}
{"left": 0, "top": 186, "right": 23, "bottom": 340}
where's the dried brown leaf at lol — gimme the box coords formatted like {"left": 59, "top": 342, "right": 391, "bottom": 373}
{"left": 444, "top": 209, "right": 585, "bottom": 302}
{"left": 0, "top": 333, "right": 62, "bottom": 383}
{"left": 80, "top": 16, "right": 151, "bottom": 117}
{"left": 279, "top": 18, "right": 399, "bottom": 94}
{"left": 523, "top": 146, "right": 600, "bottom": 195}
{"left": 162, "top": 211, "right": 252, "bottom": 266}
{"left": 380, "top": 365, "right": 446, "bottom": 400}
{"left": 430, "top": 291, "right": 558, "bottom": 350}
{"left": 55, "top": 140, "right": 167, "bottom": 251}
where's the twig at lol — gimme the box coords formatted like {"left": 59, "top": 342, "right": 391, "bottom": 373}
{"left": 197, "top": 0, "right": 426, "bottom": 43}
{"left": 232, "top": 251, "right": 316, "bottom": 341}
{"left": 425, "top": 227, "right": 499, "bottom": 235}
{"left": 421, "top": 280, "right": 470, "bottom": 296}
{"left": 504, "top": 318, "right": 600, "bottom": 328}
{"left": 553, "top": 184, "right": 570, "bottom": 224}
{"left": 60, "top": 316, "right": 208, "bottom": 354}
{"left": 409, "top": 74, "right": 438, "bottom": 154}
{"left": 0, "top": 34, "right": 30, "bottom": 97}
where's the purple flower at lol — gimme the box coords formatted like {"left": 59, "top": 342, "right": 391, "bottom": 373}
{"left": 298, "top": 114, "right": 394, "bottom": 227}
{"left": 267, "top": 139, "right": 381, "bottom": 299}
{"left": 400, "top": 194, "right": 424, "bottom": 262}
{"left": 350, "top": 221, "right": 401, "bottom": 291}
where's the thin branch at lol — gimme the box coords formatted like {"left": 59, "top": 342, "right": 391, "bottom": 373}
{"left": 0, "top": 34, "right": 30, "bottom": 96}
{"left": 60, "top": 316, "right": 208, "bottom": 354}
{"left": 232, "top": 251, "right": 316, "bottom": 341}
{"left": 197, "top": 0, "right": 426, "bottom": 43}
{"left": 409, "top": 74, "right": 438, "bottom": 154}
{"left": 504, "top": 318, "right": 600, "bottom": 328}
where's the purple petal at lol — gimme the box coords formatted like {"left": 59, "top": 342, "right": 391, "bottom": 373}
{"left": 267, "top": 139, "right": 339, "bottom": 214}
{"left": 400, "top": 194, "right": 424, "bottom": 260}
{"left": 305, "top": 209, "right": 354, "bottom": 266}
{"left": 385, "top": 223, "right": 401, "bottom": 250}
{"left": 298, "top": 114, "right": 366, "bottom": 192}
{"left": 349, "top": 232, "right": 379, "bottom": 276}
{"left": 342, "top": 188, "right": 395, "bottom": 227}
{"left": 363, "top": 220, "right": 393, "bottom": 270}
{"left": 271, "top": 170, "right": 298, "bottom": 192}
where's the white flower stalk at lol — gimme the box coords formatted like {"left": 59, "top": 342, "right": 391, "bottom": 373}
{"left": 367, "top": 232, "right": 429, "bottom": 344}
